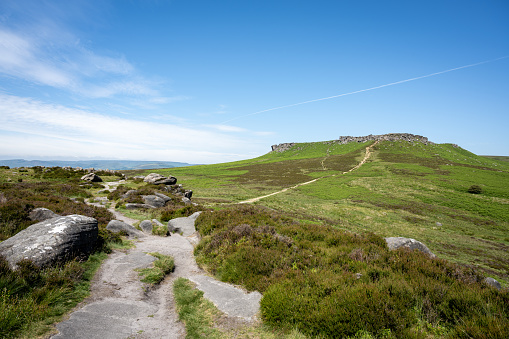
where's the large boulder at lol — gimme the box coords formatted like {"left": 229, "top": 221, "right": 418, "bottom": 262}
{"left": 106, "top": 220, "right": 144, "bottom": 238}
{"left": 143, "top": 173, "right": 177, "bottom": 185}
{"left": 0, "top": 215, "right": 98, "bottom": 269}
{"left": 142, "top": 195, "right": 166, "bottom": 208}
{"left": 385, "top": 237, "right": 436, "bottom": 258}
{"left": 29, "top": 207, "right": 60, "bottom": 222}
{"left": 81, "top": 173, "right": 102, "bottom": 182}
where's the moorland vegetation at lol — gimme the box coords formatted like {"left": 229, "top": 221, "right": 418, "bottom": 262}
{"left": 1, "top": 133, "right": 508, "bottom": 338}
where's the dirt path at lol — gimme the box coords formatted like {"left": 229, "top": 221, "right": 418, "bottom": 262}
{"left": 52, "top": 208, "right": 261, "bottom": 338}
{"left": 239, "top": 141, "right": 378, "bottom": 204}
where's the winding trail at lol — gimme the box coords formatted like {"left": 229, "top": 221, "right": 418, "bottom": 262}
{"left": 52, "top": 197, "right": 261, "bottom": 338}
{"left": 239, "top": 141, "right": 378, "bottom": 204}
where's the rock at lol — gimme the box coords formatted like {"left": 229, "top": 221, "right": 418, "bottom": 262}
{"left": 385, "top": 237, "right": 436, "bottom": 258}
{"left": 152, "top": 219, "right": 164, "bottom": 227}
{"left": 106, "top": 220, "right": 144, "bottom": 238}
{"left": 484, "top": 277, "right": 502, "bottom": 290}
{"left": 139, "top": 220, "right": 153, "bottom": 234}
{"left": 0, "top": 215, "right": 98, "bottom": 269}
{"left": 167, "top": 220, "right": 182, "bottom": 233}
{"left": 125, "top": 203, "right": 156, "bottom": 210}
{"left": 154, "top": 192, "right": 172, "bottom": 203}
{"left": 142, "top": 195, "right": 166, "bottom": 208}
{"left": 81, "top": 173, "right": 103, "bottom": 182}
{"left": 436, "top": 222, "right": 442, "bottom": 227}
{"left": 184, "top": 190, "right": 193, "bottom": 199}
{"left": 182, "top": 197, "right": 191, "bottom": 205}
{"left": 121, "top": 189, "right": 137, "bottom": 199}
{"left": 29, "top": 207, "right": 60, "bottom": 221}
{"left": 143, "top": 173, "right": 177, "bottom": 185}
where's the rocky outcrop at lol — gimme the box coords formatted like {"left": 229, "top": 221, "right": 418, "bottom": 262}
{"left": 106, "top": 220, "right": 144, "bottom": 238}
{"left": 81, "top": 173, "right": 103, "bottom": 182}
{"left": 29, "top": 207, "right": 60, "bottom": 221}
{"left": 143, "top": 173, "right": 177, "bottom": 185}
{"left": 271, "top": 133, "right": 435, "bottom": 153}
{"left": 385, "top": 237, "right": 436, "bottom": 258}
{"left": 0, "top": 215, "right": 98, "bottom": 269}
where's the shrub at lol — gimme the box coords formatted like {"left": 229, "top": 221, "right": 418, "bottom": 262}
{"left": 195, "top": 205, "right": 509, "bottom": 338}
{"left": 468, "top": 185, "right": 483, "bottom": 194}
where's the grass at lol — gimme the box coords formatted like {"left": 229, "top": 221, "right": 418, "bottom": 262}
{"left": 136, "top": 252, "right": 175, "bottom": 284}
{"left": 194, "top": 205, "right": 509, "bottom": 338}
{"left": 173, "top": 277, "right": 311, "bottom": 339}
{"left": 173, "top": 277, "right": 223, "bottom": 339}
{"left": 0, "top": 251, "right": 107, "bottom": 338}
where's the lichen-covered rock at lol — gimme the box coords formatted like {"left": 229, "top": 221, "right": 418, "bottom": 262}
{"left": 385, "top": 237, "right": 436, "bottom": 258}
{"left": 106, "top": 220, "right": 144, "bottom": 238}
{"left": 29, "top": 207, "right": 60, "bottom": 222}
{"left": 0, "top": 215, "right": 98, "bottom": 269}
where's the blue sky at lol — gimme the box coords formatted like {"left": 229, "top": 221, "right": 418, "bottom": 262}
{"left": 0, "top": 0, "right": 508, "bottom": 163}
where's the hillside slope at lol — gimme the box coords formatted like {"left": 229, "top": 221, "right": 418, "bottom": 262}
{"left": 150, "top": 134, "right": 509, "bottom": 285}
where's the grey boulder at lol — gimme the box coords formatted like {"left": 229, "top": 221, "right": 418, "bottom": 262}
{"left": 29, "top": 207, "right": 60, "bottom": 221}
{"left": 484, "top": 277, "right": 502, "bottom": 290}
{"left": 144, "top": 173, "right": 177, "bottom": 185}
{"left": 81, "top": 173, "right": 102, "bottom": 182}
{"left": 385, "top": 237, "right": 436, "bottom": 258}
{"left": 142, "top": 195, "right": 166, "bottom": 208}
{"left": 139, "top": 220, "right": 154, "bottom": 234}
{"left": 0, "top": 215, "right": 98, "bottom": 269}
{"left": 106, "top": 220, "right": 144, "bottom": 238}
{"left": 154, "top": 192, "right": 172, "bottom": 203}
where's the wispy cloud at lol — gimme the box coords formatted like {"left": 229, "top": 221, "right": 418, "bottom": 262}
{"left": 0, "top": 94, "right": 268, "bottom": 163}
{"left": 0, "top": 1, "right": 170, "bottom": 104}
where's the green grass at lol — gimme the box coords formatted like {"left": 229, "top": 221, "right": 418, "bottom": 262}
{"left": 173, "top": 277, "right": 311, "bottom": 339}
{"left": 0, "top": 252, "right": 107, "bottom": 339}
{"left": 173, "top": 278, "right": 223, "bottom": 339}
{"left": 136, "top": 252, "right": 175, "bottom": 284}
{"left": 194, "top": 205, "right": 509, "bottom": 338}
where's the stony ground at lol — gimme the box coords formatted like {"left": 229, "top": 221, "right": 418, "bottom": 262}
{"left": 51, "top": 194, "right": 261, "bottom": 339}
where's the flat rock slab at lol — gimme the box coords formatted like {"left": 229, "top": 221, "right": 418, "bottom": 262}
{"left": 188, "top": 275, "right": 262, "bottom": 321}
{"left": 52, "top": 300, "right": 156, "bottom": 339}
{"left": 167, "top": 212, "right": 201, "bottom": 236}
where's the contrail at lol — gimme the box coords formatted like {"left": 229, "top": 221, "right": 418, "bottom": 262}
{"left": 221, "top": 56, "right": 509, "bottom": 124}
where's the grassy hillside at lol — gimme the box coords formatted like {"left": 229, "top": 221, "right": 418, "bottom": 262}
{"left": 143, "top": 139, "right": 509, "bottom": 286}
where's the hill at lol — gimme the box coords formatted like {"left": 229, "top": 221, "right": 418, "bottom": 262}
{"left": 145, "top": 133, "right": 509, "bottom": 285}
{"left": 0, "top": 159, "right": 194, "bottom": 170}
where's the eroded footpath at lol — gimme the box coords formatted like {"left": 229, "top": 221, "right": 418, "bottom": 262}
{"left": 51, "top": 212, "right": 261, "bottom": 339}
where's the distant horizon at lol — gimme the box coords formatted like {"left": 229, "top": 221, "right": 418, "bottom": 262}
{"left": 1, "top": 1, "right": 508, "bottom": 162}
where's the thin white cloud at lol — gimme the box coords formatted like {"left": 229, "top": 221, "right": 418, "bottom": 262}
{"left": 0, "top": 94, "right": 268, "bottom": 163}
{"left": 206, "top": 124, "right": 248, "bottom": 133}
{"left": 0, "top": 29, "right": 73, "bottom": 87}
